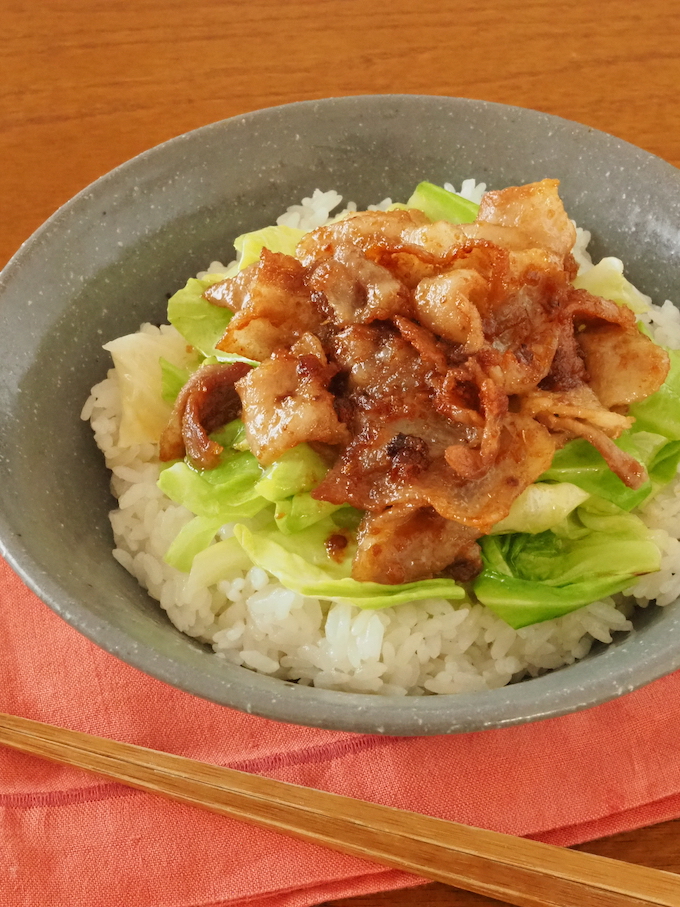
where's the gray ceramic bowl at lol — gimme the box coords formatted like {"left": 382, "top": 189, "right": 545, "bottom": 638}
{"left": 2, "top": 95, "right": 680, "bottom": 735}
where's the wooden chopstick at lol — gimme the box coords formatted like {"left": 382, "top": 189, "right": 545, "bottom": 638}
{"left": 1, "top": 712, "right": 679, "bottom": 907}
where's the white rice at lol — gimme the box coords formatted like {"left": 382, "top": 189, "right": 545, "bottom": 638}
{"left": 81, "top": 186, "right": 680, "bottom": 696}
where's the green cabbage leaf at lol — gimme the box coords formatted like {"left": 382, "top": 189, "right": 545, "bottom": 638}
{"left": 158, "top": 449, "right": 265, "bottom": 520}
{"left": 254, "top": 444, "right": 330, "bottom": 502}
{"left": 234, "top": 225, "right": 305, "bottom": 271}
{"left": 628, "top": 348, "right": 680, "bottom": 441}
{"left": 490, "top": 482, "right": 590, "bottom": 535}
{"left": 474, "top": 498, "right": 661, "bottom": 628}
{"left": 273, "top": 493, "right": 345, "bottom": 535}
{"left": 540, "top": 431, "right": 680, "bottom": 512}
{"left": 405, "top": 181, "right": 479, "bottom": 224}
{"left": 159, "top": 357, "right": 192, "bottom": 404}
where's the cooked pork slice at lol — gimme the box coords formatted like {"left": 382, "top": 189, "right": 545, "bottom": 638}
{"left": 474, "top": 314, "right": 562, "bottom": 395}
{"left": 507, "top": 246, "right": 569, "bottom": 283}
{"left": 441, "top": 367, "right": 508, "bottom": 480}
{"left": 538, "top": 318, "right": 589, "bottom": 392}
{"left": 352, "top": 506, "right": 482, "bottom": 585}
{"left": 295, "top": 208, "right": 433, "bottom": 264}
{"left": 458, "top": 222, "right": 536, "bottom": 252}
{"left": 202, "top": 261, "right": 258, "bottom": 311}
{"left": 540, "top": 413, "right": 647, "bottom": 490}
{"left": 522, "top": 386, "right": 634, "bottom": 436}
{"left": 372, "top": 251, "right": 447, "bottom": 289}
{"left": 402, "top": 220, "right": 480, "bottom": 262}
{"left": 307, "top": 244, "right": 412, "bottom": 325}
{"left": 424, "top": 413, "right": 557, "bottom": 530}
{"left": 459, "top": 248, "right": 570, "bottom": 395}
{"left": 413, "top": 270, "right": 487, "bottom": 352}
{"left": 458, "top": 230, "right": 579, "bottom": 283}
{"left": 236, "top": 345, "right": 350, "bottom": 465}
{"left": 577, "top": 322, "right": 669, "bottom": 408}
{"left": 316, "top": 324, "right": 470, "bottom": 510}
{"left": 288, "top": 332, "right": 328, "bottom": 359}
{"left": 523, "top": 385, "right": 647, "bottom": 489}
{"left": 536, "top": 287, "right": 641, "bottom": 397}
{"left": 214, "top": 250, "right": 322, "bottom": 361}
{"left": 297, "top": 209, "right": 507, "bottom": 281}
{"left": 329, "top": 323, "right": 433, "bottom": 399}
{"left": 563, "top": 286, "right": 638, "bottom": 329}
{"left": 313, "top": 321, "right": 550, "bottom": 530}
{"left": 305, "top": 257, "right": 362, "bottom": 325}
{"left": 392, "top": 316, "right": 450, "bottom": 373}
{"left": 311, "top": 407, "right": 469, "bottom": 512}
{"left": 312, "top": 388, "right": 550, "bottom": 533}
{"left": 429, "top": 366, "right": 487, "bottom": 428}
{"left": 475, "top": 179, "right": 577, "bottom": 259}
{"left": 159, "top": 361, "right": 252, "bottom": 469}
{"left": 549, "top": 287, "right": 668, "bottom": 406}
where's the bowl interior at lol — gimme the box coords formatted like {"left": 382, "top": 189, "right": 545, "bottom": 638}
{"left": 2, "top": 95, "right": 680, "bottom": 735}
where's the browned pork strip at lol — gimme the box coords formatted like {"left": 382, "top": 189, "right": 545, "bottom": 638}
{"left": 522, "top": 385, "right": 647, "bottom": 488}
{"left": 352, "top": 506, "right": 482, "bottom": 585}
{"left": 203, "top": 261, "right": 257, "bottom": 311}
{"left": 521, "top": 386, "right": 634, "bottom": 436}
{"left": 297, "top": 209, "right": 513, "bottom": 291}
{"left": 522, "top": 285, "right": 669, "bottom": 487}
{"left": 563, "top": 286, "right": 638, "bottom": 329}
{"left": 310, "top": 317, "right": 558, "bottom": 531}
{"left": 159, "top": 361, "right": 252, "bottom": 469}
{"left": 472, "top": 253, "right": 571, "bottom": 395}
{"left": 311, "top": 408, "right": 469, "bottom": 513}
{"left": 295, "top": 208, "right": 433, "bottom": 264}
{"left": 311, "top": 323, "right": 473, "bottom": 512}
{"left": 213, "top": 249, "right": 322, "bottom": 361}
{"left": 540, "top": 413, "right": 648, "bottom": 490}
{"left": 392, "top": 315, "right": 451, "bottom": 373}
{"left": 537, "top": 291, "right": 638, "bottom": 397}
{"left": 577, "top": 322, "right": 670, "bottom": 408}
{"left": 441, "top": 365, "right": 508, "bottom": 481}
{"left": 475, "top": 179, "right": 577, "bottom": 259}
{"left": 307, "top": 245, "right": 412, "bottom": 325}
{"left": 236, "top": 342, "right": 350, "bottom": 466}
{"left": 413, "top": 270, "right": 487, "bottom": 353}
{"left": 329, "top": 322, "right": 434, "bottom": 401}
{"left": 429, "top": 413, "right": 557, "bottom": 530}
{"left": 314, "top": 401, "right": 556, "bottom": 532}
{"left": 429, "top": 365, "right": 486, "bottom": 427}
{"left": 538, "top": 318, "right": 589, "bottom": 392}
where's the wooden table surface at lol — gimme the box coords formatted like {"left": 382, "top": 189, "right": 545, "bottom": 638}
{"left": 2, "top": 2, "right": 680, "bottom": 905}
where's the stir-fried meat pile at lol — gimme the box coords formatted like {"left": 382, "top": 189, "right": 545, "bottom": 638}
{"left": 161, "top": 180, "right": 670, "bottom": 586}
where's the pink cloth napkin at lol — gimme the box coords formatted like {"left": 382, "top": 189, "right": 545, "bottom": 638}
{"left": 3, "top": 555, "right": 680, "bottom": 907}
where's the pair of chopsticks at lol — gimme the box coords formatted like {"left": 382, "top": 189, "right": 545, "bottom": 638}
{"left": 1, "top": 711, "right": 679, "bottom": 907}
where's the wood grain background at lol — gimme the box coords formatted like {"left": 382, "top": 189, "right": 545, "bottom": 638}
{"left": 2, "top": 1, "right": 680, "bottom": 905}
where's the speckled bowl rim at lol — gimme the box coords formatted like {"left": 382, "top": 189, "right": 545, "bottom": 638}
{"left": 2, "top": 95, "right": 680, "bottom": 736}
